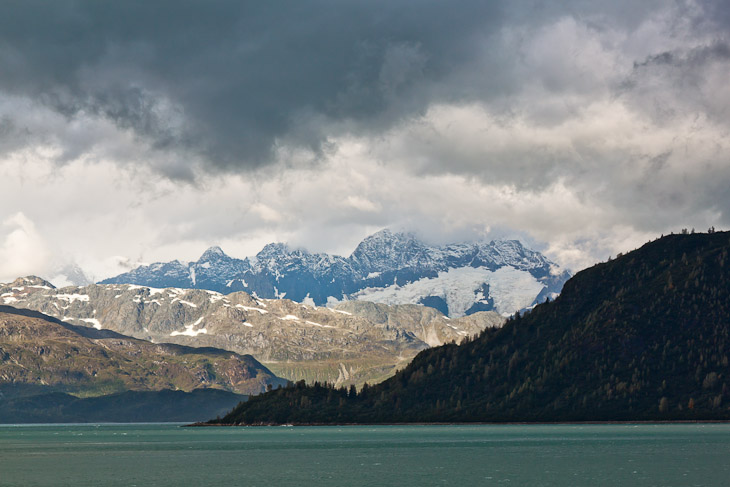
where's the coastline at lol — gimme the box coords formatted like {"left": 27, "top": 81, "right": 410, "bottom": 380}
{"left": 187, "top": 419, "right": 730, "bottom": 427}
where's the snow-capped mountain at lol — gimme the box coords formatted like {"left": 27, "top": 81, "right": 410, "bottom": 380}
{"left": 101, "top": 229, "right": 571, "bottom": 317}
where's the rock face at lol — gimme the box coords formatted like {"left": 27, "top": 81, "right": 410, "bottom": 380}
{"left": 0, "top": 304, "right": 286, "bottom": 396}
{"left": 101, "top": 229, "right": 570, "bottom": 317}
{"left": 0, "top": 277, "right": 504, "bottom": 387}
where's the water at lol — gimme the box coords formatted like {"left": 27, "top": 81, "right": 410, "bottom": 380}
{"left": 1, "top": 423, "right": 729, "bottom": 486}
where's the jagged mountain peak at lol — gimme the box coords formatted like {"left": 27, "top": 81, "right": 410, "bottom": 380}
{"left": 482, "top": 239, "right": 552, "bottom": 269}
{"left": 352, "top": 228, "right": 421, "bottom": 250}
{"left": 198, "top": 245, "right": 229, "bottom": 262}
{"left": 257, "top": 242, "right": 294, "bottom": 258}
{"left": 350, "top": 229, "right": 430, "bottom": 272}
{"left": 490, "top": 238, "right": 524, "bottom": 249}
{"left": 101, "top": 229, "right": 570, "bottom": 316}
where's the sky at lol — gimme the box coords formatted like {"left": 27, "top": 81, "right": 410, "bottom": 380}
{"left": 1, "top": 0, "right": 728, "bottom": 284}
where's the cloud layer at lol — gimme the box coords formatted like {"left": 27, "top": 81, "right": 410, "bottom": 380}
{"left": 0, "top": 0, "right": 728, "bottom": 282}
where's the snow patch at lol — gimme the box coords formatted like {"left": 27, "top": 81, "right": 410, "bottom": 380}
{"left": 170, "top": 317, "right": 207, "bottom": 336}
{"left": 306, "top": 320, "right": 333, "bottom": 328}
{"left": 226, "top": 278, "right": 249, "bottom": 288}
{"left": 352, "top": 266, "right": 545, "bottom": 317}
{"left": 172, "top": 299, "right": 198, "bottom": 308}
{"left": 80, "top": 318, "right": 102, "bottom": 330}
{"left": 235, "top": 305, "right": 268, "bottom": 314}
{"left": 280, "top": 315, "right": 300, "bottom": 321}
{"left": 54, "top": 293, "right": 90, "bottom": 303}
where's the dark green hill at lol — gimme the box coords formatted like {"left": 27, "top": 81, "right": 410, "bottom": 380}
{"left": 212, "top": 231, "right": 730, "bottom": 424}
{"left": 0, "top": 387, "right": 247, "bottom": 423}
{"left": 0, "top": 305, "right": 288, "bottom": 423}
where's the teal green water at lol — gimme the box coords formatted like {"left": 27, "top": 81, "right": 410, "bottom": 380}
{"left": 1, "top": 424, "right": 729, "bottom": 486}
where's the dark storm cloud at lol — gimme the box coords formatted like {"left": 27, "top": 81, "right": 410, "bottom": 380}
{"left": 0, "top": 0, "right": 510, "bottom": 174}
{"left": 633, "top": 42, "right": 730, "bottom": 71}
{"left": 4, "top": 0, "right": 724, "bottom": 177}
{"left": 1, "top": 0, "right": 728, "bottom": 237}
{"left": 5, "top": 0, "right": 707, "bottom": 177}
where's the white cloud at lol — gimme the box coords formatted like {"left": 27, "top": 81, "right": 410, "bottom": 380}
{"left": 250, "top": 203, "right": 284, "bottom": 223}
{"left": 344, "top": 196, "right": 380, "bottom": 213}
{"left": 0, "top": 1, "right": 728, "bottom": 283}
{"left": 0, "top": 213, "right": 51, "bottom": 282}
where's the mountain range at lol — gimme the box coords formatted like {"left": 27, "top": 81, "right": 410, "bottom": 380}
{"left": 101, "top": 229, "right": 570, "bottom": 318}
{"left": 212, "top": 230, "right": 730, "bottom": 424}
{"left": 0, "top": 277, "right": 503, "bottom": 387}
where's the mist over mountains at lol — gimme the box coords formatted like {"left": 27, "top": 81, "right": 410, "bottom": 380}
{"left": 102, "top": 229, "right": 570, "bottom": 318}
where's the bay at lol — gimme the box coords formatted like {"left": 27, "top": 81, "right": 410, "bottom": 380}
{"left": 1, "top": 423, "right": 729, "bottom": 486}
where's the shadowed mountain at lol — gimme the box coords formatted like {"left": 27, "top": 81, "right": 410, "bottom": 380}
{"left": 0, "top": 387, "right": 247, "bottom": 423}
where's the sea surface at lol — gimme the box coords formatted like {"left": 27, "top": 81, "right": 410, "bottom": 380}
{"left": 0, "top": 423, "right": 729, "bottom": 486}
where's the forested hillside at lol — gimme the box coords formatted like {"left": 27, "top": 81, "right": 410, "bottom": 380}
{"left": 213, "top": 231, "right": 730, "bottom": 424}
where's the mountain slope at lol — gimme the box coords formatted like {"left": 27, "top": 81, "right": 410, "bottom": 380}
{"left": 213, "top": 231, "right": 730, "bottom": 424}
{"left": 101, "top": 229, "right": 570, "bottom": 317}
{"left": 0, "top": 278, "right": 503, "bottom": 387}
{"left": 0, "top": 388, "right": 247, "bottom": 423}
{"left": 0, "top": 305, "right": 286, "bottom": 397}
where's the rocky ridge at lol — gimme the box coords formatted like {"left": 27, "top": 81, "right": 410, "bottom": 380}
{"left": 101, "top": 229, "right": 570, "bottom": 317}
{"left": 1, "top": 277, "right": 504, "bottom": 386}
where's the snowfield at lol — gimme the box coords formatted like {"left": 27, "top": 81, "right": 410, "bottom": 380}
{"left": 352, "top": 266, "right": 545, "bottom": 317}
